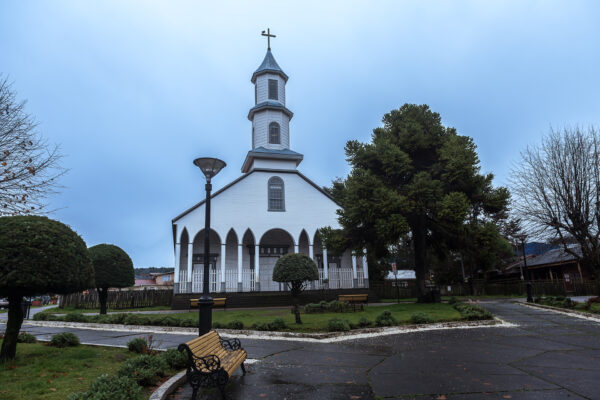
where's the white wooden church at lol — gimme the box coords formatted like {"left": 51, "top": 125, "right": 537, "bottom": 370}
{"left": 172, "top": 39, "right": 369, "bottom": 295}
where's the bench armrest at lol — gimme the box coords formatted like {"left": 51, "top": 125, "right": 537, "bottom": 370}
{"left": 178, "top": 344, "right": 222, "bottom": 372}
{"left": 220, "top": 338, "right": 242, "bottom": 351}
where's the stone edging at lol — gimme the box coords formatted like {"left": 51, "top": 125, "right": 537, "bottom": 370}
{"left": 4, "top": 317, "right": 518, "bottom": 343}
{"left": 149, "top": 370, "right": 187, "bottom": 400}
{"left": 518, "top": 302, "right": 600, "bottom": 323}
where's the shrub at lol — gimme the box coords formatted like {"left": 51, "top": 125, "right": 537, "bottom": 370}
{"left": 268, "top": 318, "right": 286, "bottom": 331}
{"left": 127, "top": 337, "right": 148, "bottom": 354}
{"left": 410, "top": 312, "right": 435, "bottom": 324}
{"left": 17, "top": 332, "right": 37, "bottom": 343}
{"left": 161, "top": 348, "right": 188, "bottom": 370}
{"left": 179, "top": 318, "right": 196, "bottom": 328}
{"left": 117, "top": 354, "right": 168, "bottom": 386}
{"left": 357, "top": 317, "right": 372, "bottom": 328}
{"left": 327, "top": 318, "right": 350, "bottom": 332}
{"left": 227, "top": 320, "right": 244, "bottom": 330}
{"left": 328, "top": 300, "right": 351, "bottom": 313}
{"left": 66, "top": 374, "right": 142, "bottom": 400}
{"left": 49, "top": 332, "right": 80, "bottom": 348}
{"left": 453, "top": 303, "right": 493, "bottom": 320}
{"left": 590, "top": 303, "right": 600, "bottom": 314}
{"left": 65, "top": 313, "right": 88, "bottom": 323}
{"left": 574, "top": 302, "right": 588, "bottom": 311}
{"left": 375, "top": 310, "right": 398, "bottom": 327}
{"left": 447, "top": 297, "right": 458, "bottom": 305}
{"left": 251, "top": 318, "right": 287, "bottom": 331}
{"left": 212, "top": 321, "right": 224, "bottom": 329}
{"left": 304, "top": 303, "right": 324, "bottom": 314}
{"left": 251, "top": 322, "right": 268, "bottom": 331}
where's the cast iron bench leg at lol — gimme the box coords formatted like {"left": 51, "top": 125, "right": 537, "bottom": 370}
{"left": 241, "top": 362, "right": 246, "bottom": 374}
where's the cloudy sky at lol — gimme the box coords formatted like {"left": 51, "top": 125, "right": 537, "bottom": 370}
{"left": 1, "top": 1, "right": 599, "bottom": 268}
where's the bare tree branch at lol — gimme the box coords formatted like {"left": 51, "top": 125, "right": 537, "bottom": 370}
{"left": 511, "top": 126, "right": 600, "bottom": 277}
{"left": 0, "top": 76, "right": 65, "bottom": 215}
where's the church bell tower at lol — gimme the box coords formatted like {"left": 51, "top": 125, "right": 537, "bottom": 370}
{"left": 241, "top": 29, "right": 303, "bottom": 173}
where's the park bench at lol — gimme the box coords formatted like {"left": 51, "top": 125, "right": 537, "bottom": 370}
{"left": 178, "top": 330, "right": 247, "bottom": 400}
{"left": 338, "top": 293, "right": 369, "bottom": 311}
{"left": 189, "top": 297, "right": 227, "bottom": 311}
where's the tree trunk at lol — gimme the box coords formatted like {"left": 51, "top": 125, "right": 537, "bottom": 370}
{"left": 412, "top": 220, "right": 430, "bottom": 302}
{"left": 291, "top": 283, "right": 302, "bottom": 324}
{"left": 98, "top": 287, "right": 108, "bottom": 315}
{"left": 0, "top": 294, "right": 24, "bottom": 362}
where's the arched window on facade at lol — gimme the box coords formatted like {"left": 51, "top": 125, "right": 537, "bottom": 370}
{"left": 268, "top": 176, "right": 285, "bottom": 211}
{"left": 269, "top": 122, "right": 280, "bottom": 144}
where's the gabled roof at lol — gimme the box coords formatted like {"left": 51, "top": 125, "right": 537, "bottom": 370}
{"left": 172, "top": 168, "right": 339, "bottom": 223}
{"left": 527, "top": 244, "right": 581, "bottom": 268}
{"left": 247, "top": 101, "right": 293, "bottom": 120}
{"left": 251, "top": 50, "right": 288, "bottom": 83}
{"left": 241, "top": 147, "right": 303, "bottom": 173}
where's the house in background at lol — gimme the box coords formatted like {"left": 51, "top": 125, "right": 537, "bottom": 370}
{"left": 131, "top": 271, "right": 175, "bottom": 291}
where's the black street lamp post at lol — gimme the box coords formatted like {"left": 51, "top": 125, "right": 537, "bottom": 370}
{"left": 193, "top": 157, "right": 226, "bottom": 336}
{"left": 517, "top": 234, "right": 533, "bottom": 303}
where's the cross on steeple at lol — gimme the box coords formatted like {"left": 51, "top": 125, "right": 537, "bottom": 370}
{"left": 261, "top": 28, "right": 276, "bottom": 50}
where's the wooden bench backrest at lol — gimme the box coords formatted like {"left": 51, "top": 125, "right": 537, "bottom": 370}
{"left": 186, "top": 331, "right": 225, "bottom": 359}
{"left": 213, "top": 298, "right": 226, "bottom": 306}
{"left": 339, "top": 294, "right": 368, "bottom": 301}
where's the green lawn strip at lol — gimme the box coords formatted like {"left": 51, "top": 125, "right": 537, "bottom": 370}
{"left": 379, "top": 294, "right": 523, "bottom": 303}
{"left": 0, "top": 341, "right": 136, "bottom": 400}
{"left": 144, "top": 303, "right": 463, "bottom": 332}
{"left": 39, "top": 305, "right": 172, "bottom": 315}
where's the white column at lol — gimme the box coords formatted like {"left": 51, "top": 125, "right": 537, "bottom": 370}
{"left": 309, "top": 244, "right": 314, "bottom": 260}
{"left": 351, "top": 254, "right": 358, "bottom": 288}
{"left": 294, "top": 244, "right": 299, "bottom": 253}
{"left": 220, "top": 243, "right": 226, "bottom": 292}
{"left": 237, "top": 244, "right": 243, "bottom": 292}
{"left": 174, "top": 244, "right": 180, "bottom": 283}
{"left": 254, "top": 244, "right": 260, "bottom": 291}
{"left": 187, "top": 242, "right": 193, "bottom": 293}
{"left": 362, "top": 248, "right": 369, "bottom": 288}
{"left": 323, "top": 247, "right": 329, "bottom": 289}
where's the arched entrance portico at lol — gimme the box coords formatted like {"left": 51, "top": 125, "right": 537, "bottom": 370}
{"left": 192, "top": 229, "right": 221, "bottom": 293}
{"left": 258, "top": 228, "right": 295, "bottom": 291}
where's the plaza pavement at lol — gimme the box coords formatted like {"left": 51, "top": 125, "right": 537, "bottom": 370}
{"left": 2, "top": 301, "right": 599, "bottom": 399}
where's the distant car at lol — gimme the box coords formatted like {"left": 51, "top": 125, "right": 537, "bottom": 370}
{"left": 0, "top": 298, "right": 8, "bottom": 310}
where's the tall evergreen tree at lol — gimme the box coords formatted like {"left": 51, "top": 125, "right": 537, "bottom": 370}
{"left": 322, "top": 104, "right": 509, "bottom": 300}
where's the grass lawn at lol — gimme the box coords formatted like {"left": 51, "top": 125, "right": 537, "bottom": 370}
{"left": 0, "top": 340, "right": 136, "bottom": 400}
{"left": 379, "top": 294, "right": 524, "bottom": 303}
{"left": 39, "top": 305, "right": 172, "bottom": 315}
{"left": 157, "top": 303, "right": 463, "bottom": 332}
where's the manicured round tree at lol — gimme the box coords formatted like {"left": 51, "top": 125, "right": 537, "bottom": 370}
{"left": 0, "top": 216, "right": 94, "bottom": 361}
{"left": 88, "top": 244, "right": 134, "bottom": 314}
{"left": 273, "top": 253, "right": 319, "bottom": 324}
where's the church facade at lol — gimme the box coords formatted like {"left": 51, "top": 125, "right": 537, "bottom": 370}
{"left": 172, "top": 47, "right": 369, "bottom": 294}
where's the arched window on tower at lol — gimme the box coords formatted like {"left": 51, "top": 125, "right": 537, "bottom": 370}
{"left": 268, "top": 176, "right": 285, "bottom": 211}
{"left": 269, "top": 122, "right": 281, "bottom": 144}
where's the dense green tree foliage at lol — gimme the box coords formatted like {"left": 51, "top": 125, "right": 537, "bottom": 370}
{"left": 0, "top": 216, "right": 94, "bottom": 361}
{"left": 322, "top": 104, "right": 510, "bottom": 300}
{"left": 273, "top": 253, "right": 318, "bottom": 324}
{"left": 89, "top": 244, "right": 134, "bottom": 314}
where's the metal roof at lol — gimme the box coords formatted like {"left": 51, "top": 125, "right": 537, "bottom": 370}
{"left": 527, "top": 244, "right": 581, "bottom": 268}
{"left": 247, "top": 101, "right": 293, "bottom": 120}
{"left": 251, "top": 50, "right": 289, "bottom": 83}
{"left": 241, "top": 147, "right": 304, "bottom": 173}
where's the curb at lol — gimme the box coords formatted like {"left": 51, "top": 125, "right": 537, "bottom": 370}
{"left": 518, "top": 302, "right": 600, "bottom": 323}
{"left": 3, "top": 317, "right": 518, "bottom": 343}
{"left": 149, "top": 370, "right": 187, "bottom": 400}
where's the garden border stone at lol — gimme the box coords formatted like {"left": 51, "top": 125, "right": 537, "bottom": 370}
{"left": 3, "top": 317, "right": 517, "bottom": 343}
{"left": 518, "top": 301, "right": 600, "bottom": 323}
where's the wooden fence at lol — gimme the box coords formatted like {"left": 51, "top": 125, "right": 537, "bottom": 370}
{"left": 60, "top": 289, "right": 173, "bottom": 310}
{"left": 372, "top": 279, "right": 599, "bottom": 299}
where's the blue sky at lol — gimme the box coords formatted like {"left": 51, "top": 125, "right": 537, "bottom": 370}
{"left": 1, "top": 1, "right": 599, "bottom": 268}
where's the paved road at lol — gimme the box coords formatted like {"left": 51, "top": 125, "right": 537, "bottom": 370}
{"left": 3, "top": 301, "right": 599, "bottom": 399}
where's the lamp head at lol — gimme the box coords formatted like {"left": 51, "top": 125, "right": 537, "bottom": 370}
{"left": 193, "top": 157, "right": 226, "bottom": 181}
